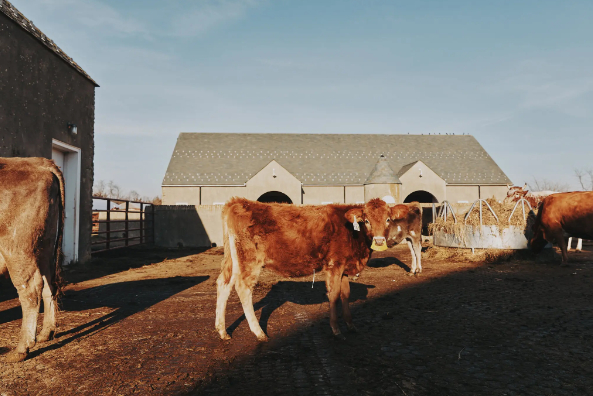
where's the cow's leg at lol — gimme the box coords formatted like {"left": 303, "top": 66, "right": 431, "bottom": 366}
{"left": 414, "top": 238, "right": 423, "bottom": 274}
{"left": 577, "top": 238, "right": 583, "bottom": 251}
{"left": 568, "top": 237, "right": 573, "bottom": 251}
{"left": 406, "top": 239, "right": 418, "bottom": 275}
{"left": 554, "top": 231, "right": 569, "bottom": 265}
{"left": 235, "top": 271, "right": 267, "bottom": 341}
{"left": 215, "top": 261, "right": 236, "bottom": 341}
{"left": 215, "top": 232, "right": 238, "bottom": 340}
{"left": 340, "top": 275, "right": 356, "bottom": 332}
{"left": 7, "top": 270, "right": 43, "bottom": 363}
{"left": 326, "top": 267, "right": 344, "bottom": 339}
{"left": 37, "top": 275, "right": 57, "bottom": 343}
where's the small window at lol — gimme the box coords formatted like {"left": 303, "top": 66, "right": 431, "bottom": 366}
{"left": 321, "top": 201, "right": 333, "bottom": 204}
{"left": 176, "top": 202, "right": 189, "bottom": 205}
{"left": 213, "top": 202, "right": 225, "bottom": 205}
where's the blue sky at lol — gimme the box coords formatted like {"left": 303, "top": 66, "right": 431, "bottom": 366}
{"left": 13, "top": 0, "right": 593, "bottom": 197}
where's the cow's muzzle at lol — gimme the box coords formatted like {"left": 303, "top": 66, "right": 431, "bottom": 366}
{"left": 371, "top": 236, "right": 387, "bottom": 251}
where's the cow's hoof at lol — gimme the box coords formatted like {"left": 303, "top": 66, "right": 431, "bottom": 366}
{"left": 256, "top": 334, "right": 269, "bottom": 342}
{"left": 347, "top": 324, "right": 359, "bottom": 333}
{"left": 407, "top": 272, "right": 416, "bottom": 277}
{"left": 333, "top": 332, "right": 346, "bottom": 341}
{"left": 218, "top": 332, "right": 231, "bottom": 341}
{"left": 5, "top": 351, "right": 27, "bottom": 363}
{"left": 37, "top": 330, "right": 55, "bottom": 343}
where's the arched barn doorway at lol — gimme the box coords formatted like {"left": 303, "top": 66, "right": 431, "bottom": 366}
{"left": 404, "top": 190, "right": 438, "bottom": 204}
{"left": 404, "top": 190, "right": 438, "bottom": 235}
{"left": 257, "top": 191, "right": 293, "bottom": 204}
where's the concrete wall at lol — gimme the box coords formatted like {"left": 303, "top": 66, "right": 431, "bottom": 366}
{"left": 480, "top": 185, "right": 508, "bottom": 202}
{"left": 302, "top": 186, "right": 344, "bottom": 204}
{"left": 446, "top": 185, "right": 479, "bottom": 203}
{"left": 201, "top": 186, "right": 246, "bottom": 205}
{"left": 153, "top": 205, "right": 224, "bottom": 248}
{"left": 162, "top": 186, "right": 201, "bottom": 205}
{"left": 399, "top": 161, "right": 446, "bottom": 203}
{"left": 364, "top": 183, "right": 400, "bottom": 203}
{"left": 345, "top": 186, "right": 365, "bottom": 203}
{"left": 0, "top": 13, "right": 96, "bottom": 263}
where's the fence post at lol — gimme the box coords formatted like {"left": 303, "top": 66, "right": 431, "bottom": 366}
{"left": 152, "top": 204, "right": 155, "bottom": 245}
{"left": 125, "top": 201, "right": 129, "bottom": 247}
{"left": 106, "top": 199, "right": 111, "bottom": 251}
{"left": 140, "top": 202, "right": 144, "bottom": 245}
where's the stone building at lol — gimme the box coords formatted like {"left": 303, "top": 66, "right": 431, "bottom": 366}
{"left": 162, "top": 133, "right": 511, "bottom": 206}
{"left": 0, "top": 0, "right": 98, "bottom": 263}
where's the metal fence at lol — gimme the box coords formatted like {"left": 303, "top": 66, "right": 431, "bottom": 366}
{"left": 91, "top": 197, "right": 155, "bottom": 254}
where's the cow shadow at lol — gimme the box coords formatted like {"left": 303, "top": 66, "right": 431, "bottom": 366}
{"left": 0, "top": 276, "right": 208, "bottom": 359}
{"left": 368, "top": 256, "right": 410, "bottom": 272}
{"left": 227, "top": 280, "right": 375, "bottom": 337}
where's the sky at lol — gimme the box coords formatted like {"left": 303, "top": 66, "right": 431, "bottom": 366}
{"left": 12, "top": 0, "right": 593, "bottom": 198}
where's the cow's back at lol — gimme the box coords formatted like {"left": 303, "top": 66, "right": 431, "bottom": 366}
{"left": 538, "top": 192, "right": 593, "bottom": 240}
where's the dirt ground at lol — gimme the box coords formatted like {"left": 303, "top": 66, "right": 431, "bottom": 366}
{"left": 1, "top": 242, "right": 593, "bottom": 396}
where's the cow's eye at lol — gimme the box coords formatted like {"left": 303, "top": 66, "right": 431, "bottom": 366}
{"left": 365, "top": 219, "right": 370, "bottom": 224}
{"left": 386, "top": 218, "right": 391, "bottom": 223}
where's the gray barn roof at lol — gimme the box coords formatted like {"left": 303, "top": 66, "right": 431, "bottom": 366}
{"left": 0, "top": 0, "right": 98, "bottom": 87}
{"left": 163, "top": 133, "right": 512, "bottom": 186}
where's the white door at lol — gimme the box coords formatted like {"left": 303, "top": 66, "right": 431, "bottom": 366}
{"left": 52, "top": 141, "right": 81, "bottom": 264}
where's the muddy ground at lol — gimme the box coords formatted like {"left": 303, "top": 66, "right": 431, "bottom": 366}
{"left": 1, "top": 243, "right": 593, "bottom": 396}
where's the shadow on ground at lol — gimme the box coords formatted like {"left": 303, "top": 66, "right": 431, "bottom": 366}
{"left": 192, "top": 258, "right": 593, "bottom": 396}
{"left": 0, "top": 275, "right": 208, "bottom": 359}
{"left": 228, "top": 280, "right": 375, "bottom": 337}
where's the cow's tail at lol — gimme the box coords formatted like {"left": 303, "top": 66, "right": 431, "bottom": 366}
{"left": 49, "top": 163, "right": 65, "bottom": 298}
{"left": 220, "top": 209, "right": 233, "bottom": 285}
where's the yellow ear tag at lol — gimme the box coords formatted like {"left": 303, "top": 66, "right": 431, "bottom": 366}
{"left": 371, "top": 240, "right": 387, "bottom": 251}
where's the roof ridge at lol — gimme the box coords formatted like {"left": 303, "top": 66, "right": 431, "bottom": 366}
{"left": 0, "top": 0, "right": 98, "bottom": 86}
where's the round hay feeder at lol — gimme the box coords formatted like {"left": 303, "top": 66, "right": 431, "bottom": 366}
{"left": 431, "top": 198, "right": 548, "bottom": 250}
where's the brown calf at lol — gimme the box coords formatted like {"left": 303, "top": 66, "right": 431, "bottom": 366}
{"left": 0, "top": 157, "right": 64, "bottom": 362}
{"left": 387, "top": 203, "right": 423, "bottom": 275}
{"left": 530, "top": 191, "right": 593, "bottom": 265}
{"left": 215, "top": 198, "right": 393, "bottom": 340}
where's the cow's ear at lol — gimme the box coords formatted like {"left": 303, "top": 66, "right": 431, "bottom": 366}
{"left": 390, "top": 205, "right": 408, "bottom": 220}
{"left": 345, "top": 208, "right": 364, "bottom": 224}
{"left": 507, "top": 184, "right": 511, "bottom": 190}
{"left": 522, "top": 183, "right": 528, "bottom": 191}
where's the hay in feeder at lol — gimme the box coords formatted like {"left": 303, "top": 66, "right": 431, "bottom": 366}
{"left": 429, "top": 197, "right": 537, "bottom": 241}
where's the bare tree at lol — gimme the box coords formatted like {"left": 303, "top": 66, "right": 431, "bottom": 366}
{"left": 151, "top": 196, "right": 162, "bottom": 205}
{"left": 107, "top": 180, "right": 122, "bottom": 199}
{"left": 129, "top": 190, "right": 140, "bottom": 201}
{"left": 93, "top": 180, "right": 107, "bottom": 197}
{"left": 528, "top": 178, "right": 570, "bottom": 192}
{"left": 575, "top": 168, "right": 593, "bottom": 190}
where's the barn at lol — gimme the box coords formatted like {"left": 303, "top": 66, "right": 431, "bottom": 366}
{"left": 162, "top": 133, "right": 512, "bottom": 206}
{"left": 0, "top": 0, "right": 98, "bottom": 263}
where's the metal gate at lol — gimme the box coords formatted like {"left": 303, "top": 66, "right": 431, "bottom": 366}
{"left": 91, "top": 197, "right": 155, "bottom": 254}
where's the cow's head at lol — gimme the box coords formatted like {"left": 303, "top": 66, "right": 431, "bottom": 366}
{"left": 345, "top": 198, "right": 392, "bottom": 251}
{"left": 505, "top": 183, "right": 529, "bottom": 202}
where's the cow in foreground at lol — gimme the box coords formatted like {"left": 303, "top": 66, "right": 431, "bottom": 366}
{"left": 0, "top": 157, "right": 64, "bottom": 362}
{"left": 387, "top": 203, "right": 423, "bottom": 275}
{"left": 215, "top": 198, "right": 393, "bottom": 340}
{"left": 530, "top": 191, "right": 593, "bottom": 265}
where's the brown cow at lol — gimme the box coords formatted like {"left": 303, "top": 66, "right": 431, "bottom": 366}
{"left": 215, "top": 197, "right": 393, "bottom": 340}
{"left": 387, "top": 203, "right": 423, "bottom": 275}
{"left": 0, "top": 157, "right": 64, "bottom": 362}
{"left": 530, "top": 191, "right": 593, "bottom": 265}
